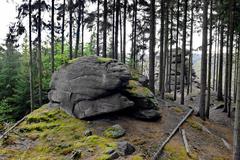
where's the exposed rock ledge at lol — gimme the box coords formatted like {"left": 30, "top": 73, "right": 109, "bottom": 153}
{"left": 48, "top": 56, "right": 160, "bottom": 121}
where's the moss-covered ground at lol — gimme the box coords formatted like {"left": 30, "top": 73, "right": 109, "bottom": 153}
{"left": 0, "top": 105, "right": 117, "bottom": 160}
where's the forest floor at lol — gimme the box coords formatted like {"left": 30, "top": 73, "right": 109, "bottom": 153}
{"left": 0, "top": 82, "right": 234, "bottom": 160}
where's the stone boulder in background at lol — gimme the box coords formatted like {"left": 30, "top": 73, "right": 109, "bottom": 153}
{"left": 48, "top": 56, "right": 160, "bottom": 121}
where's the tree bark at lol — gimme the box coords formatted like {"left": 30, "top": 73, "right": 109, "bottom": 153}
{"left": 217, "top": 10, "right": 224, "bottom": 101}
{"left": 206, "top": 0, "right": 213, "bottom": 119}
{"left": 111, "top": 0, "right": 115, "bottom": 58}
{"left": 103, "top": 0, "right": 107, "bottom": 57}
{"left": 234, "top": 36, "right": 240, "bottom": 103}
{"left": 224, "top": 25, "right": 230, "bottom": 113}
{"left": 96, "top": 0, "right": 100, "bottom": 56}
{"left": 69, "top": 0, "right": 73, "bottom": 59}
{"left": 51, "top": 0, "right": 55, "bottom": 73}
{"left": 174, "top": 0, "right": 180, "bottom": 101}
{"left": 149, "top": 0, "right": 156, "bottom": 93}
{"left": 213, "top": 21, "right": 219, "bottom": 91}
{"left": 114, "top": 0, "right": 120, "bottom": 60}
{"left": 81, "top": 1, "right": 84, "bottom": 56}
{"left": 37, "top": 0, "right": 42, "bottom": 106}
{"left": 75, "top": 2, "right": 82, "bottom": 58}
{"left": 199, "top": 0, "right": 208, "bottom": 120}
{"left": 61, "top": 0, "right": 66, "bottom": 61}
{"left": 133, "top": 0, "right": 137, "bottom": 68}
{"left": 233, "top": 32, "right": 240, "bottom": 160}
{"left": 29, "top": 0, "right": 34, "bottom": 112}
{"left": 168, "top": 6, "right": 173, "bottom": 92}
{"left": 188, "top": 0, "right": 194, "bottom": 94}
{"left": 180, "top": 0, "right": 188, "bottom": 105}
{"left": 159, "top": 0, "right": 165, "bottom": 99}
{"left": 123, "top": 0, "right": 127, "bottom": 63}
{"left": 164, "top": 3, "right": 169, "bottom": 94}
{"left": 227, "top": 0, "right": 235, "bottom": 118}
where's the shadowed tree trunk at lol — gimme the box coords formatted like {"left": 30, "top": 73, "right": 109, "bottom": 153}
{"left": 159, "top": 0, "right": 165, "bottom": 99}
{"left": 206, "top": 0, "right": 213, "bottom": 119}
{"left": 199, "top": 0, "right": 208, "bottom": 120}
{"left": 217, "top": 7, "right": 224, "bottom": 101}
{"left": 29, "top": 0, "right": 33, "bottom": 112}
{"left": 234, "top": 34, "right": 240, "bottom": 160}
{"left": 168, "top": 6, "right": 173, "bottom": 92}
{"left": 132, "top": 0, "right": 138, "bottom": 68}
{"left": 164, "top": 2, "right": 169, "bottom": 94}
{"left": 61, "top": 0, "right": 66, "bottom": 61}
{"left": 224, "top": 25, "right": 230, "bottom": 113}
{"left": 227, "top": 0, "right": 235, "bottom": 118}
{"left": 180, "top": 0, "right": 188, "bottom": 105}
{"left": 149, "top": 0, "right": 156, "bottom": 93}
{"left": 111, "top": 0, "right": 115, "bottom": 58}
{"left": 51, "top": 0, "right": 55, "bottom": 73}
{"left": 234, "top": 35, "right": 240, "bottom": 103}
{"left": 102, "top": 0, "right": 107, "bottom": 57}
{"left": 81, "top": 1, "right": 84, "bottom": 56}
{"left": 96, "top": 0, "right": 100, "bottom": 56}
{"left": 174, "top": 0, "right": 180, "bottom": 101}
{"left": 69, "top": 0, "right": 73, "bottom": 59}
{"left": 37, "top": 0, "right": 42, "bottom": 106}
{"left": 123, "top": 0, "right": 127, "bottom": 64}
{"left": 114, "top": 0, "right": 120, "bottom": 60}
{"left": 188, "top": 0, "right": 194, "bottom": 94}
{"left": 213, "top": 22, "right": 219, "bottom": 91}
{"left": 75, "top": 2, "right": 82, "bottom": 58}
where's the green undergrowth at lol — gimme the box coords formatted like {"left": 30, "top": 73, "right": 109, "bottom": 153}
{"left": 0, "top": 105, "right": 117, "bottom": 160}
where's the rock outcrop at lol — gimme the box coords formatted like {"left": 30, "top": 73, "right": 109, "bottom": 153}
{"left": 48, "top": 56, "right": 160, "bottom": 120}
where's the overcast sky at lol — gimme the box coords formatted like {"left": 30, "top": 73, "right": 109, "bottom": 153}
{"left": 0, "top": 1, "right": 19, "bottom": 45}
{"left": 0, "top": 1, "right": 202, "bottom": 51}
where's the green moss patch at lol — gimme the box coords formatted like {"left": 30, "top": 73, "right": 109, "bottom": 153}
{"left": 103, "top": 125, "right": 126, "bottom": 139}
{"left": 96, "top": 57, "right": 112, "bottom": 63}
{"left": 68, "top": 58, "right": 80, "bottom": 64}
{"left": 163, "top": 142, "right": 197, "bottom": 160}
{"left": 0, "top": 105, "right": 117, "bottom": 159}
{"left": 187, "top": 118, "right": 203, "bottom": 131}
{"left": 130, "top": 155, "right": 144, "bottom": 160}
{"left": 126, "top": 80, "right": 154, "bottom": 98}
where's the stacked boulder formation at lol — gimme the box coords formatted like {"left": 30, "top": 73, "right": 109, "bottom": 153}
{"left": 169, "top": 49, "right": 196, "bottom": 90}
{"left": 48, "top": 56, "right": 160, "bottom": 121}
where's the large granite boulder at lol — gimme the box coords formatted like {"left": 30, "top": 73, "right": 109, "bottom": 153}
{"left": 48, "top": 56, "right": 160, "bottom": 120}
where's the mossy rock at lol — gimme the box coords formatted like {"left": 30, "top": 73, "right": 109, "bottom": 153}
{"left": 96, "top": 57, "right": 113, "bottom": 63}
{"left": 0, "top": 105, "right": 118, "bottom": 159}
{"left": 104, "top": 124, "right": 126, "bottom": 139}
{"left": 124, "top": 80, "right": 158, "bottom": 110}
{"left": 68, "top": 58, "right": 80, "bottom": 64}
{"left": 126, "top": 80, "right": 154, "bottom": 98}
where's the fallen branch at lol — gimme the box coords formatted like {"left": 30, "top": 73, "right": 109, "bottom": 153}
{"left": 181, "top": 129, "right": 191, "bottom": 155}
{"left": 221, "top": 138, "right": 231, "bottom": 150}
{"left": 0, "top": 116, "right": 26, "bottom": 140}
{"left": 152, "top": 109, "right": 193, "bottom": 160}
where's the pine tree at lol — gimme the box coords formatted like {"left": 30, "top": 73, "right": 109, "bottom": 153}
{"left": 149, "top": 0, "right": 155, "bottom": 93}
{"left": 199, "top": 0, "right": 208, "bottom": 120}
